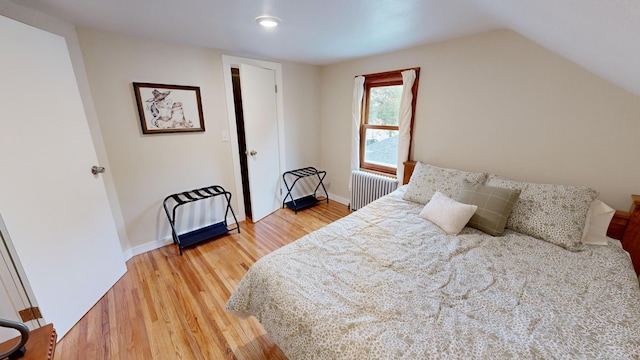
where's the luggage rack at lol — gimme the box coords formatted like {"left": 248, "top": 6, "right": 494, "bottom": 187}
{"left": 163, "top": 185, "right": 239, "bottom": 255}
{"left": 282, "top": 167, "right": 329, "bottom": 213}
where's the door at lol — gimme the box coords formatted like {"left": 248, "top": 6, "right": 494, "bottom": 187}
{"left": 239, "top": 64, "right": 281, "bottom": 222}
{"left": 0, "top": 15, "right": 126, "bottom": 338}
{"left": 0, "top": 215, "right": 40, "bottom": 344}
{"left": 0, "top": 283, "right": 22, "bottom": 343}
{"left": 0, "top": 230, "right": 35, "bottom": 343}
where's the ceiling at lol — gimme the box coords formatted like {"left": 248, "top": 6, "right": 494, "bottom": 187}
{"left": 13, "top": 0, "right": 640, "bottom": 96}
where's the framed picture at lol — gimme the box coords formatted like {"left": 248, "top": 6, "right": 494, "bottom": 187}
{"left": 133, "top": 82, "right": 205, "bottom": 134}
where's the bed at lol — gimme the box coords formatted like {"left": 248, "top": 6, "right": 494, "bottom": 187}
{"left": 226, "top": 161, "right": 640, "bottom": 359}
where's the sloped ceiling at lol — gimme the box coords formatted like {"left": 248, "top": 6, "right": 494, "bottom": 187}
{"left": 11, "top": 0, "right": 640, "bottom": 96}
{"left": 478, "top": 0, "right": 640, "bottom": 97}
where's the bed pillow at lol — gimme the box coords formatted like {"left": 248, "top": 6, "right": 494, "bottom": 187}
{"left": 419, "top": 191, "right": 477, "bottom": 235}
{"left": 485, "top": 174, "right": 598, "bottom": 251}
{"left": 403, "top": 162, "right": 488, "bottom": 205}
{"left": 581, "top": 199, "right": 616, "bottom": 246}
{"left": 456, "top": 180, "right": 521, "bottom": 236}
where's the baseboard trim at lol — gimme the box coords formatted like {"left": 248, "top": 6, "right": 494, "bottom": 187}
{"left": 328, "top": 193, "right": 349, "bottom": 206}
{"left": 122, "top": 217, "right": 240, "bottom": 261}
{"left": 123, "top": 238, "right": 172, "bottom": 261}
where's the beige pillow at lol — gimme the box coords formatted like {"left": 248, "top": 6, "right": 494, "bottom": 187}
{"left": 581, "top": 199, "right": 615, "bottom": 245}
{"left": 403, "top": 162, "right": 488, "bottom": 205}
{"left": 456, "top": 181, "right": 521, "bottom": 236}
{"left": 420, "top": 191, "right": 478, "bottom": 235}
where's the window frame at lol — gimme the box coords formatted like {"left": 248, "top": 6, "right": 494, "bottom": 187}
{"left": 359, "top": 68, "right": 420, "bottom": 176}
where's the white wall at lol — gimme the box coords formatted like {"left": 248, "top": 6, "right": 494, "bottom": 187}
{"left": 319, "top": 30, "right": 640, "bottom": 211}
{"left": 77, "top": 27, "right": 234, "bottom": 255}
{"left": 281, "top": 62, "right": 322, "bottom": 170}
{"left": 76, "top": 27, "right": 322, "bottom": 254}
{"left": 280, "top": 62, "right": 328, "bottom": 199}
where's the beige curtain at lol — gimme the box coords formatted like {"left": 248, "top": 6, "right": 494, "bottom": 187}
{"left": 397, "top": 70, "right": 416, "bottom": 180}
{"left": 349, "top": 76, "right": 365, "bottom": 191}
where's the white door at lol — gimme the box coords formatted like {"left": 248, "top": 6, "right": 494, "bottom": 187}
{"left": 0, "top": 216, "right": 40, "bottom": 343}
{"left": 0, "top": 231, "right": 33, "bottom": 342}
{"left": 0, "top": 285, "right": 22, "bottom": 343}
{"left": 0, "top": 291, "right": 21, "bottom": 343}
{"left": 239, "top": 64, "right": 281, "bottom": 222}
{"left": 0, "top": 15, "right": 126, "bottom": 338}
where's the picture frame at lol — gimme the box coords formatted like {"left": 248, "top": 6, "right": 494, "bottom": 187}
{"left": 133, "top": 82, "right": 205, "bottom": 134}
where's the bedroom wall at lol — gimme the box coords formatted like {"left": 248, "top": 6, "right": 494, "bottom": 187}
{"left": 319, "top": 29, "right": 640, "bottom": 211}
{"left": 281, "top": 63, "right": 322, "bottom": 173}
{"left": 76, "top": 27, "right": 322, "bottom": 255}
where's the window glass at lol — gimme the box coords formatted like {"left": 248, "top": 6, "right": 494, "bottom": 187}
{"left": 367, "top": 85, "right": 402, "bottom": 126}
{"left": 363, "top": 128, "right": 399, "bottom": 168}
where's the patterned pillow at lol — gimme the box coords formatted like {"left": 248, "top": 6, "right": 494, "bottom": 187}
{"left": 456, "top": 180, "right": 521, "bottom": 236}
{"left": 485, "top": 174, "right": 598, "bottom": 251}
{"left": 403, "top": 162, "right": 488, "bottom": 205}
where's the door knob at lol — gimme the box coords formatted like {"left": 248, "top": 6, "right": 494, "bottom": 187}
{"left": 249, "top": 150, "right": 257, "bottom": 156}
{"left": 91, "top": 166, "right": 106, "bottom": 175}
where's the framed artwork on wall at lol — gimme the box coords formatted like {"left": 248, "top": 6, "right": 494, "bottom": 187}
{"left": 133, "top": 82, "right": 205, "bottom": 134}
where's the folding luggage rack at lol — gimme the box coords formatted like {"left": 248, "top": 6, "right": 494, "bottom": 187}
{"left": 163, "top": 185, "right": 239, "bottom": 255}
{"left": 282, "top": 167, "right": 329, "bottom": 213}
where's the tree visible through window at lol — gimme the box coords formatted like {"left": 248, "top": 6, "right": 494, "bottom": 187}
{"left": 360, "top": 68, "right": 419, "bottom": 175}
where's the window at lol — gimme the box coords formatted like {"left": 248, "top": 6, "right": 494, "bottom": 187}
{"left": 360, "top": 68, "right": 419, "bottom": 175}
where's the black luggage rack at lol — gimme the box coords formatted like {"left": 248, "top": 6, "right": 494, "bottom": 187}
{"left": 163, "top": 185, "right": 239, "bottom": 255}
{"left": 282, "top": 167, "right": 329, "bottom": 213}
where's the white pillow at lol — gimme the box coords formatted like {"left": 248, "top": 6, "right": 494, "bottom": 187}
{"left": 420, "top": 191, "right": 478, "bottom": 235}
{"left": 581, "top": 199, "right": 616, "bottom": 245}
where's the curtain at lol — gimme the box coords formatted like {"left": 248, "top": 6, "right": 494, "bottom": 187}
{"left": 349, "top": 76, "right": 365, "bottom": 191}
{"left": 397, "top": 69, "right": 416, "bottom": 180}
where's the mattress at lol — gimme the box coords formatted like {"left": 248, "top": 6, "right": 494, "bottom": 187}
{"left": 226, "top": 188, "right": 640, "bottom": 359}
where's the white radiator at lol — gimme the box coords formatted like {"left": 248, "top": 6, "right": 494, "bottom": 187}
{"left": 350, "top": 170, "right": 399, "bottom": 210}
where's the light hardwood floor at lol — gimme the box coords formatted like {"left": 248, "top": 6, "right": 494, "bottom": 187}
{"left": 53, "top": 200, "right": 350, "bottom": 360}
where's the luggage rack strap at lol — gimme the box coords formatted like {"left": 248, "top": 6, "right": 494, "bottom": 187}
{"left": 286, "top": 167, "right": 325, "bottom": 178}
{"left": 168, "top": 185, "right": 228, "bottom": 205}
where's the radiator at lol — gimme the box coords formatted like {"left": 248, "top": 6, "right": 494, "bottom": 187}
{"left": 350, "top": 170, "right": 399, "bottom": 210}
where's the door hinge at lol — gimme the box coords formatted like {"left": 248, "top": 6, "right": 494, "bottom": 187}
{"left": 19, "top": 307, "right": 42, "bottom": 322}
{"left": 280, "top": 188, "right": 282, "bottom": 195}
{"left": 275, "top": 84, "right": 278, "bottom": 93}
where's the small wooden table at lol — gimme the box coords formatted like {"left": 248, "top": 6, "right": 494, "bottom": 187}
{"left": 0, "top": 324, "right": 56, "bottom": 360}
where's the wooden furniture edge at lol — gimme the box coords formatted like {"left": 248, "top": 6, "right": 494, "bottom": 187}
{"left": 402, "top": 161, "right": 640, "bottom": 274}
{"left": 402, "top": 161, "right": 416, "bottom": 185}
{"left": 0, "top": 323, "right": 56, "bottom": 360}
{"left": 616, "top": 195, "right": 640, "bottom": 274}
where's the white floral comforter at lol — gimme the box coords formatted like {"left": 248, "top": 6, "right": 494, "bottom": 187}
{"left": 226, "top": 189, "right": 640, "bottom": 359}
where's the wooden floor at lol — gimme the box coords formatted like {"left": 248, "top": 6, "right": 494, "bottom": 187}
{"left": 53, "top": 200, "right": 350, "bottom": 360}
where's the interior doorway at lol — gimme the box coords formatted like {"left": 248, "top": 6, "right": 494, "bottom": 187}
{"left": 222, "top": 55, "right": 287, "bottom": 223}
{"left": 230, "top": 68, "right": 252, "bottom": 221}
